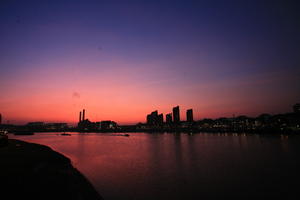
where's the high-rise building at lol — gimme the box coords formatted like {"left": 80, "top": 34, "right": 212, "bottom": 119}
{"left": 151, "top": 110, "right": 158, "bottom": 118}
{"left": 151, "top": 111, "right": 158, "bottom": 125}
{"left": 173, "top": 106, "right": 180, "bottom": 124}
{"left": 147, "top": 114, "right": 151, "bottom": 124}
{"left": 158, "top": 114, "right": 163, "bottom": 125}
{"left": 187, "top": 109, "right": 193, "bottom": 122}
{"left": 166, "top": 113, "right": 172, "bottom": 124}
{"left": 147, "top": 110, "right": 159, "bottom": 125}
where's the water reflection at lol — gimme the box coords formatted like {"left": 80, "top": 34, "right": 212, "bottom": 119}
{"left": 10, "top": 132, "right": 300, "bottom": 199}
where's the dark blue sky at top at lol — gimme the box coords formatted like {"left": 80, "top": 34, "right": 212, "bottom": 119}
{"left": 0, "top": 0, "right": 300, "bottom": 63}
{"left": 1, "top": 0, "right": 300, "bottom": 74}
{"left": 0, "top": 0, "right": 300, "bottom": 120}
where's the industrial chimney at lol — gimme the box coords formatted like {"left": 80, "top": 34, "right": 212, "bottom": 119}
{"left": 79, "top": 111, "right": 82, "bottom": 122}
{"left": 83, "top": 109, "right": 85, "bottom": 121}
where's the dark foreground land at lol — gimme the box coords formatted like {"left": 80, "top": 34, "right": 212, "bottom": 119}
{"left": 0, "top": 139, "right": 103, "bottom": 200}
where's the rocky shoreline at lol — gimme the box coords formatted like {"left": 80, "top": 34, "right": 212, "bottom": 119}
{"left": 0, "top": 139, "right": 103, "bottom": 200}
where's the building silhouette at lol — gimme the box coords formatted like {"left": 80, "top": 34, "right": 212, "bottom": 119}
{"left": 173, "top": 106, "right": 180, "bottom": 124}
{"left": 0, "top": 113, "right": 2, "bottom": 124}
{"left": 146, "top": 114, "right": 151, "bottom": 124}
{"left": 187, "top": 109, "right": 193, "bottom": 122}
{"left": 27, "top": 122, "right": 44, "bottom": 126}
{"left": 146, "top": 110, "right": 164, "bottom": 126}
{"left": 147, "top": 110, "right": 158, "bottom": 125}
{"left": 166, "top": 113, "right": 172, "bottom": 124}
{"left": 100, "top": 120, "right": 118, "bottom": 130}
{"left": 147, "top": 111, "right": 157, "bottom": 125}
{"left": 293, "top": 103, "right": 300, "bottom": 113}
{"left": 78, "top": 109, "right": 93, "bottom": 130}
{"left": 158, "top": 113, "right": 163, "bottom": 125}
{"left": 77, "top": 109, "right": 119, "bottom": 131}
{"left": 45, "top": 123, "right": 68, "bottom": 130}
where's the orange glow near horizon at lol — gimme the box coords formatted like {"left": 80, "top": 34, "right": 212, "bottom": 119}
{"left": 0, "top": 58, "right": 298, "bottom": 125}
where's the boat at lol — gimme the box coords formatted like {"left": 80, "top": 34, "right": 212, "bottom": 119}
{"left": 61, "top": 132, "right": 71, "bottom": 136}
{"left": 123, "top": 134, "right": 130, "bottom": 137}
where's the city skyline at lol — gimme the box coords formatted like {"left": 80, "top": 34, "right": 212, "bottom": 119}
{"left": 1, "top": 0, "right": 299, "bottom": 125}
{"left": 0, "top": 103, "right": 298, "bottom": 126}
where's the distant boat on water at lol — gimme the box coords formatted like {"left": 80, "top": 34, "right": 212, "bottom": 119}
{"left": 61, "top": 132, "right": 71, "bottom": 136}
{"left": 111, "top": 134, "right": 130, "bottom": 137}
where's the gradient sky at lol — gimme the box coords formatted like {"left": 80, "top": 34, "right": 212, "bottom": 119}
{"left": 0, "top": 0, "right": 300, "bottom": 125}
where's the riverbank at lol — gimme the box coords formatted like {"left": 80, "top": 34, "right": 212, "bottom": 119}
{"left": 0, "top": 139, "right": 103, "bottom": 200}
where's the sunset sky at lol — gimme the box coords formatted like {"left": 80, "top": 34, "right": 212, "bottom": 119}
{"left": 0, "top": 0, "right": 299, "bottom": 125}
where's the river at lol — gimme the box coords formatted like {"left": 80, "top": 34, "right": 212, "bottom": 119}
{"left": 10, "top": 132, "right": 300, "bottom": 199}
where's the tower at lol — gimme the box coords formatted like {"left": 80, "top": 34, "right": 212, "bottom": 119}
{"left": 173, "top": 106, "right": 180, "bottom": 124}
{"left": 147, "top": 114, "right": 151, "bottom": 124}
{"left": 158, "top": 113, "right": 163, "bottom": 125}
{"left": 166, "top": 113, "right": 172, "bottom": 124}
{"left": 187, "top": 109, "right": 193, "bottom": 122}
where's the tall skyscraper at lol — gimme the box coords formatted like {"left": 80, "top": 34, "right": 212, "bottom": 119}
{"left": 151, "top": 111, "right": 158, "bottom": 118}
{"left": 166, "top": 113, "right": 172, "bottom": 124}
{"left": 158, "top": 114, "right": 163, "bottom": 125}
{"left": 151, "top": 111, "right": 158, "bottom": 125}
{"left": 147, "top": 110, "right": 159, "bottom": 125}
{"left": 187, "top": 109, "right": 193, "bottom": 122}
{"left": 173, "top": 106, "right": 180, "bottom": 124}
{"left": 147, "top": 114, "right": 151, "bottom": 124}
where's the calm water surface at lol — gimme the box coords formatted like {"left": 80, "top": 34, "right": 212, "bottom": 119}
{"left": 10, "top": 132, "right": 300, "bottom": 199}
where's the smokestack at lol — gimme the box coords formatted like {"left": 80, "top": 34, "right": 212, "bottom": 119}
{"left": 79, "top": 111, "right": 82, "bottom": 122}
{"left": 0, "top": 113, "right": 2, "bottom": 124}
{"left": 83, "top": 109, "right": 85, "bottom": 121}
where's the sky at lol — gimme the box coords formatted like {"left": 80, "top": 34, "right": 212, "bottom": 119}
{"left": 0, "top": 0, "right": 300, "bottom": 125}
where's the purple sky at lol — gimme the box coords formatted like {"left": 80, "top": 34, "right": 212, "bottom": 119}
{"left": 0, "top": 0, "right": 299, "bottom": 124}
